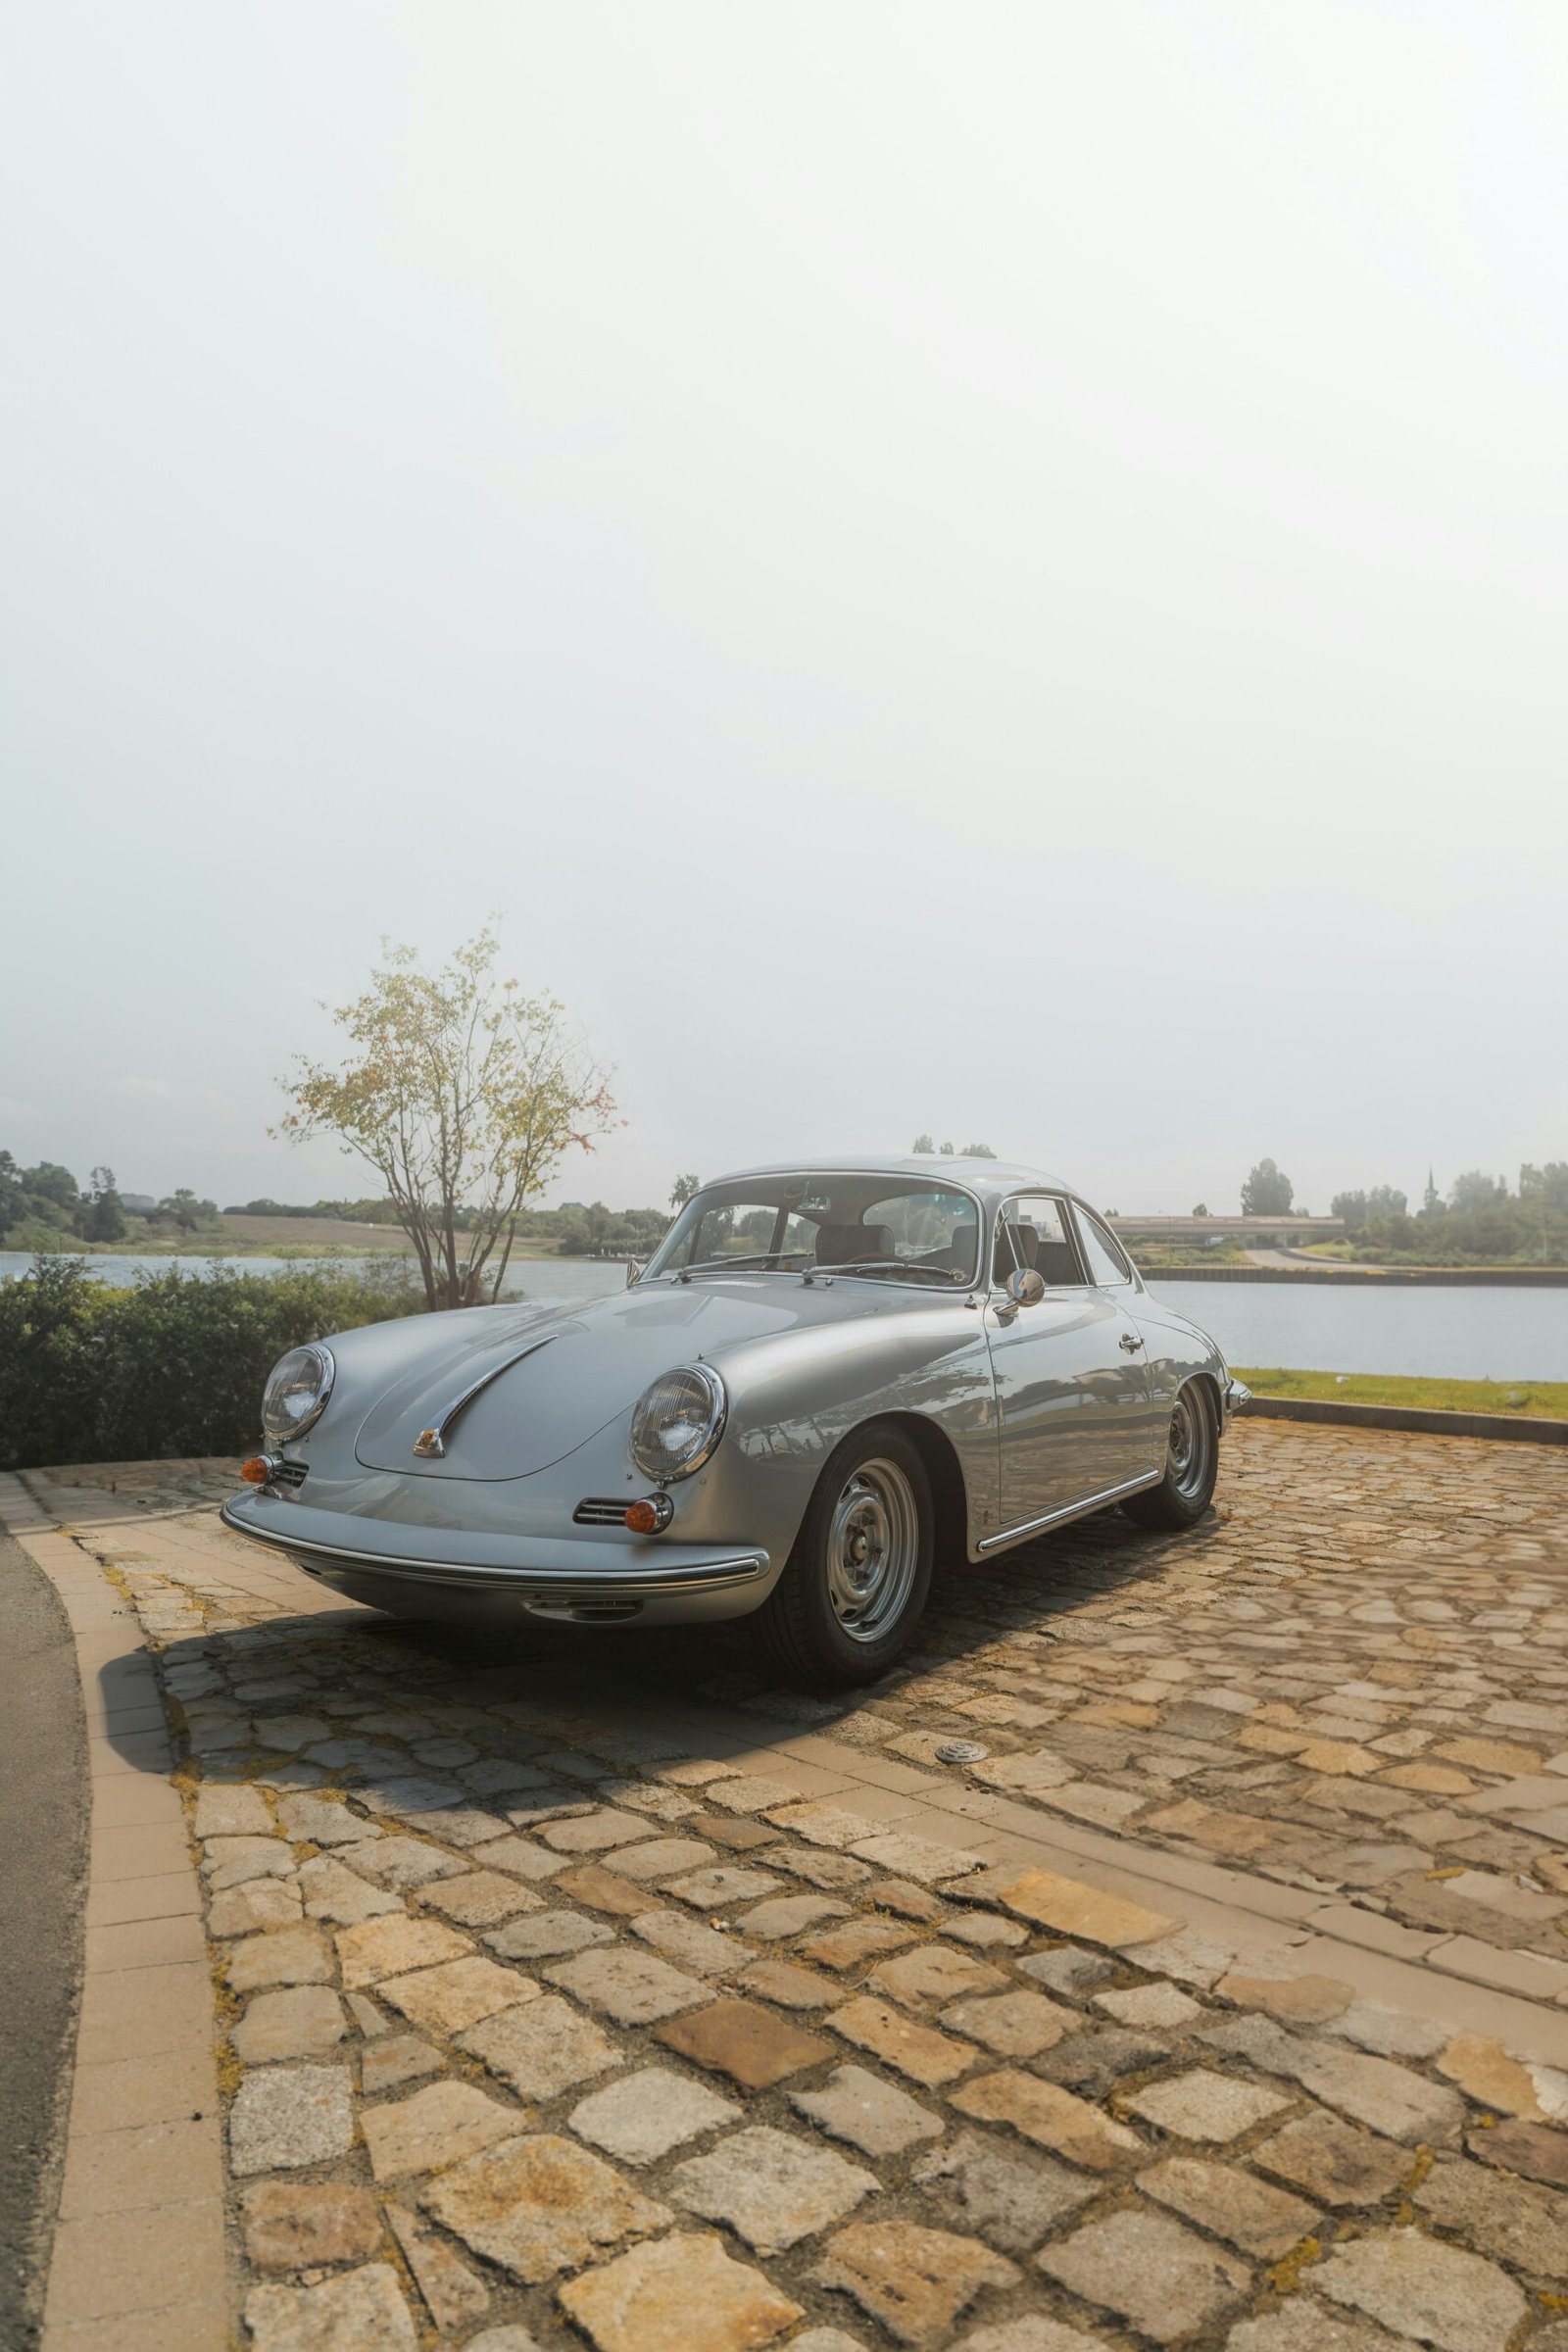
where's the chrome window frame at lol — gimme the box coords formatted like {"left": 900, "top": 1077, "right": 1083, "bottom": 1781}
{"left": 1068, "top": 1199, "right": 1136, "bottom": 1289}
{"left": 643, "top": 1169, "right": 988, "bottom": 1293}
{"left": 990, "top": 1192, "right": 1088, "bottom": 1293}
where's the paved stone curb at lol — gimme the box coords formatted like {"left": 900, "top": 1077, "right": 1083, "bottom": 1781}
{"left": 1243, "top": 1396, "right": 1568, "bottom": 1446}
{"left": 0, "top": 1473, "right": 226, "bottom": 2352}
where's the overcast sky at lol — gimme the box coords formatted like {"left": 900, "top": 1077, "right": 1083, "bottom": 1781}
{"left": 3, "top": 1, "right": 1564, "bottom": 1221}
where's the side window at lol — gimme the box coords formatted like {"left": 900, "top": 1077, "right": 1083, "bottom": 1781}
{"left": 1074, "top": 1205, "right": 1133, "bottom": 1288}
{"left": 994, "top": 1196, "right": 1081, "bottom": 1287}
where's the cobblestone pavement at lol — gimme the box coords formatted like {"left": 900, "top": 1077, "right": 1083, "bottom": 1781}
{"left": 18, "top": 1422, "right": 1568, "bottom": 2352}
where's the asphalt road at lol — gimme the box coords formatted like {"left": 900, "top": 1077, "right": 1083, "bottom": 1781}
{"left": 0, "top": 1526, "right": 86, "bottom": 2349}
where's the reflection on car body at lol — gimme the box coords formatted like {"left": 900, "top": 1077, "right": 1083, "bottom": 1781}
{"left": 221, "top": 1156, "right": 1248, "bottom": 1684}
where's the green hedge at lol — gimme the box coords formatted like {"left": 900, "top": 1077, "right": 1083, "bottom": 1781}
{"left": 0, "top": 1255, "right": 424, "bottom": 1471}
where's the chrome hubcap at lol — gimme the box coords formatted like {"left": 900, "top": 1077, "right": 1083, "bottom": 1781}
{"left": 825, "top": 1458, "right": 919, "bottom": 1642}
{"left": 1168, "top": 1390, "right": 1210, "bottom": 1499}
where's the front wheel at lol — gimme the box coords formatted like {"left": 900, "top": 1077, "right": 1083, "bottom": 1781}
{"left": 1123, "top": 1381, "right": 1218, "bottom": 1530}
{"left": 753, "top": 1424, "right": 934, "bottom": 1687}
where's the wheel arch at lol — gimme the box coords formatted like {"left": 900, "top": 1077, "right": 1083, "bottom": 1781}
{"left": 1184, "top": 1369, "right": 1225, "bottom": 1434}
{"left": 866, "top": 1410, "right": 969, "bottom": 1567}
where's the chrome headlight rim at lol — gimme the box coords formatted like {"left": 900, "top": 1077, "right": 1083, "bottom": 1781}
{"left": 628, "top": 1361, "right": 728, "bottom": 1484}
{"left": 261, "top": 1342, "right": 336, "bottom": 1445}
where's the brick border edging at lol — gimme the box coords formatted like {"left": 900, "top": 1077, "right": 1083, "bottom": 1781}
{"left": 0, "top": 1474, "right": 227, "bottom": 2352}
{"left": 1241, "top": 1396, "right": 1568, "bottom": 1446}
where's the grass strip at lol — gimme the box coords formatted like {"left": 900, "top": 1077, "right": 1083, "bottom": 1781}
{"left": 1235, "top": 1367, "right": 1568, "bottom": 1420}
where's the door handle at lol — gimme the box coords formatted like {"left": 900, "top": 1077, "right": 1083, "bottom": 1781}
{"left": 1118, "top": 1332, "right": 1145, "bottom": 1353}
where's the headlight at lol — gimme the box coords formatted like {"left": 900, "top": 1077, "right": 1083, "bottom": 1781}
{"left": 262, "top": 1343, "right": 335, "bottom": 1444}
{"left": 629, "top": 1363, "right": 727, "bottom": 1484}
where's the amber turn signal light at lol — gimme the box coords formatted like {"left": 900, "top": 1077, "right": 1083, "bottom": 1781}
{"left": 624, "top": 1494, "right": 673, "bottom": 1535}
{"left": 240, "top": 1455, "right": 272, "bottom": 1485}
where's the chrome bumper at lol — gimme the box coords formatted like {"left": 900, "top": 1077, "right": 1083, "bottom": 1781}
{"left": 219, "top": 1496, "right": 768, "bottom": 1599}
{"left": 1222, "top": 1376, "right": 1252, "bottom": 1424}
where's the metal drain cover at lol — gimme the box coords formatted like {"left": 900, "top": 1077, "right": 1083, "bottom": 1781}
{"left": 935, "top": 1740, "right": 989, "bottom": 1765}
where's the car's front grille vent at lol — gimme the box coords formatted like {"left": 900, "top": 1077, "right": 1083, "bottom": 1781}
{"left": 271, "top": 1458, "right": 309, "bottom": 1490}
{"left": 572, "top": 1496, "right": 629, "bottom": 1527}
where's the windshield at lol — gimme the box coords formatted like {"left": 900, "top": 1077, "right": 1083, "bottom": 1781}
{"left": 644, "top": 1172, "right": 982, "bottom": 1287}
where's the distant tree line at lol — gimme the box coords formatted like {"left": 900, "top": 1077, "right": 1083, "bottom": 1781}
{"left": 1237, "top": 1153, "right": 1568, "bottom": 1262}
{"left": 16, "top": 1140, "right": 1564, "bottom": 1272}
{"left": 231, "top": 1197, "right": 673, "bottom": 1257}
{"left": 225, "top": 1195, "right": 412, "bottom": 1224}
{"left": 541, "top": 1202, "right": 670, "bottom": 1257}
{"left": 0, "top": 1155, "right": 221, "bottom": 1250}
{"left": 1, "top": 1152, "right": 675, "bottom": 1265}
{"left": 1328, "top": 1164, "right": 1568, "bottom": 1263}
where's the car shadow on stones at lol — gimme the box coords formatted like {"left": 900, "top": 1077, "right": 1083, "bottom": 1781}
{"left": 112, "top": 1495, "right": 1221, "bottom": 1783}
{"left": 327, "top": 1497, "right": 1201, "bottom": 1699}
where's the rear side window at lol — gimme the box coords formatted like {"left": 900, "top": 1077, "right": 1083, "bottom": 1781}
{"left": 1073, "top": 1204, "right": 1133, "bottom": 1287}
{"left": 993, "top": 1195, "right": 1082, "bottom": 1287}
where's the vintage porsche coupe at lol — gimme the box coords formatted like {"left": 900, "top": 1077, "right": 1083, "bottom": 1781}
{"left": 222, "top": 1158, "right": 1248, "bottom": 1684}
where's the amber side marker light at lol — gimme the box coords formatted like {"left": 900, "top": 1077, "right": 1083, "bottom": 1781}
{"left": 624, "top": 1495, "right": 673, "bottom": 1535}
{"left": 240, "top": 1455, "right": 272, "bottom": 1485}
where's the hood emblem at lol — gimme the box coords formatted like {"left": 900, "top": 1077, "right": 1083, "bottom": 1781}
{"left": 410, "top": 1333, "right": 559, "bottom": 1462}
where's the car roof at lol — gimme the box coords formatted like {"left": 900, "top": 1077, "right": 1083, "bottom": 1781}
{"left": 709, "top": 1155, "right": 1073, "bottom": 1206}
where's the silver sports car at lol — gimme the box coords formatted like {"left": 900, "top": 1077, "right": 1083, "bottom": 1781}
{"left": 222, "top": 1157, "right": 1248, "bottom": 1684}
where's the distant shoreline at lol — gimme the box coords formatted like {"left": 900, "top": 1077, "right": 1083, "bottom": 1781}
{"left": 9, "top": 1242, "right": 1565, "bottom": 1284}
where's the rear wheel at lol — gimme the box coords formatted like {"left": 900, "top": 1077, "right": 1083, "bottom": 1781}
{"left": 754, "top": 1423, "right": 934, "bottom": 1686}
{"left": 1123, "top": 1380, "right": 1217, "bottom": 1529}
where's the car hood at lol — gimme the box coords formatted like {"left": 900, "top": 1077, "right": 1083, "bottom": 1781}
{"left": 351, "top": 1275, "right": 903, "bottom": 1481}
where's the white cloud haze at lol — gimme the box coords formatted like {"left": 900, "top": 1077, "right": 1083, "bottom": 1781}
{"left": 2, "top": 1, "right": 1564, "bottom": 1217}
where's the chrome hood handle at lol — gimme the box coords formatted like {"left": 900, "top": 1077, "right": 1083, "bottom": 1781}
{"left": 413, "top": 1334, "right": 560, "bottom": 1459}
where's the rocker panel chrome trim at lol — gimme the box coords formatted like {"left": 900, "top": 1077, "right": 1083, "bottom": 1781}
{"left": 976, "top": 1468, "right": 1163, "bottom": 1554}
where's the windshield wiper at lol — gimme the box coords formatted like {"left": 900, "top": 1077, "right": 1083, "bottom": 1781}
{"left": 806, "top": 1259, "right": 971, "bottom": 1285}
{"left": 672, "top": 1251, "right": 811, "bottom": 1283}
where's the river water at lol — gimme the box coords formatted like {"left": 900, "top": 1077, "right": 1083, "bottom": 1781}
{"left": 1148, "top": 1278, "right": 1566, "bottom": 1383}
{"left": 0, "top": 1251, "right": 628, "bottom": 1300}
{"left": 2, "top": 1251, "right": 1561, "bottom": 1381}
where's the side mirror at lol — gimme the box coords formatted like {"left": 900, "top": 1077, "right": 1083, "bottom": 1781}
{"left": 1004, "top": 1268, "right": 1046, "bottom": 1309}
{"left": 625, "top": 1259, "right": 644, "bottom": 1288}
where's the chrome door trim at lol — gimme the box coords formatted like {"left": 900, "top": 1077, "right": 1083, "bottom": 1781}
{"left": 412, "top": 1334, "right": 560, "bottom": 1458}
{"left": 976, "top": 1468, "right": 1164, "bottom": 1553}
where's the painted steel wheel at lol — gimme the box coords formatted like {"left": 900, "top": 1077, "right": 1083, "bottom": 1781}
{"left": 1124, "top": 1379, "right": 1218, "bottom": 1530}
{"left": 755, "top": 1421, "right": 935, "bottom": 1685}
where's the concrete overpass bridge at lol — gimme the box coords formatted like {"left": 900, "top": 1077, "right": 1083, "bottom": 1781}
{"left": 1105, "top": 1214, "right": 1345, "bottom": 1248}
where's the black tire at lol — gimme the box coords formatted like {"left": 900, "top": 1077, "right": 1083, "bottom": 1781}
{"left": 754, "top": 1422, "right": 935, "bottom": 1687}
{"left": 1123, "top": 1380, "right": 1218, "bottom": 1530}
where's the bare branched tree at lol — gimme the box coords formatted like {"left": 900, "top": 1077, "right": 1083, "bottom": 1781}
{"left": 278, "top": 929, "right": 618, "bottom": 1311}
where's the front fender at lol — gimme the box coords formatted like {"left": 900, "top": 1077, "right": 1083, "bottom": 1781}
{"left": 698, "top": 1303, "right": 998, "bottom": 1558}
